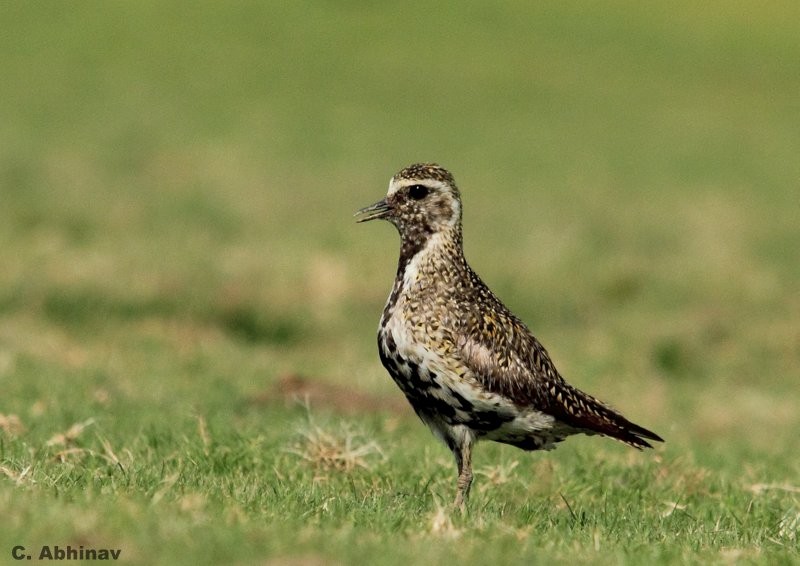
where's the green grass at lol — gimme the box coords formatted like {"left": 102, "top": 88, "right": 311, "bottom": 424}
{"left": 1, "top": 1, "right": 799, "bottom": 564}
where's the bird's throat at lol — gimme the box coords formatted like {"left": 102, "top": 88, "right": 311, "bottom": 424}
{"left": 396, "top": 229, "right": 464, "bottom": 290}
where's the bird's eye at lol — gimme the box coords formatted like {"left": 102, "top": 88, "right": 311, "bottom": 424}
{"left": 408, "top": 184, "right": 429, "bottom": 200}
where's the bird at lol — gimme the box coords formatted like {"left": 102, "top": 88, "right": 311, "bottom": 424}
{"left": 355, "top": 163, "right": 663, "bottom": 511}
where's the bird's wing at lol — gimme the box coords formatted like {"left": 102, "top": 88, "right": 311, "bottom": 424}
{"left": 455, "top": 313, "right": 663, "bottom": 449}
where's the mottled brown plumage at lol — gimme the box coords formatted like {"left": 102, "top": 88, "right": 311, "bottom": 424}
{"left": 356, "top": 163, "right": 663, "bottom": 510}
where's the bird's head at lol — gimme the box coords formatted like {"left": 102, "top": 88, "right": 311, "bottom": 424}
{"left": 355, "top": 164, "right": 462, "bottom": 243}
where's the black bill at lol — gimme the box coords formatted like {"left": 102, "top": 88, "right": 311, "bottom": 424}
{"left": 354, "top": 199, "right": 392, "bottom": 223}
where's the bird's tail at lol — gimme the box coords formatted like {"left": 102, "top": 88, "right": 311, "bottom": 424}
{"left": 547, "top": 380, "right": 664, "bottom": 449}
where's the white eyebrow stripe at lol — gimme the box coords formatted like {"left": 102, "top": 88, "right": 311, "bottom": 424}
{"left": 386, "top": 178, "right": 448, "bottom": 197}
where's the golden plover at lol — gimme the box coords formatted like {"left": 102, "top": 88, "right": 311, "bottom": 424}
{"left": 356, "top": 163, "right": 663, "bottom": 510}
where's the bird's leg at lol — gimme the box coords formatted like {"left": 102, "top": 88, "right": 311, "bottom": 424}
{"left": 452, "top": 434, "right": 474, "bottom": 513}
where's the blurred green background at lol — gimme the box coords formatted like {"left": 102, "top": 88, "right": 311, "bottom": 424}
{"left": 1, "top": 2, "right": 799, "bottom": 564}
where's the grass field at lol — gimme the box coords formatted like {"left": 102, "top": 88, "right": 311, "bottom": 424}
{"left": 1, "top": 2, "right": 799, "bottom": 564}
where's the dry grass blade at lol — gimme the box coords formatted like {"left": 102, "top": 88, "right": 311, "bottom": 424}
{"left": 777, "top": 509, "right": 799, "bottom": 542}
{"left": 661, "top": 501, "right": 688, "bottom": 518}
{"left": 428, "top": 498, "right": 462, "bottom": 539}
{"left": 51, "top": 447, "right": 90, "bottom": 463}
{"left": 475, "top": 460, "right": 519, "bottom": 492}
{"left": 749, "top": 483, "right": 800, "bottom": 495}
{"left": 152, "top": 472, "right": 182, "bottom": 504}
{"left": 0, "top": 465, "right": 34, "bottom": 487}
{"left": 46, "top": 418, "right": 96, "bottom": 447}
{"left": 196, "top": 415, "right": 211, "bottom": 454}
{"left": 287, "top": 417, "right": 383, "bottom": 473}
{"left": 0, "top": 413, "right": 25, "bottom": 437}
{"left": 97, "top": 435, "right": 127, "bottom": 474}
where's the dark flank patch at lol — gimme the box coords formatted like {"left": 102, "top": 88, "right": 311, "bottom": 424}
{"left": 500, "top": 435, "right": 563, "bottom": 451}
{"left": 384, "top": 332, "right": 397, "bottom": 353}
{"left": 411, "top": 392, "right": 458, "bottom": 420}
{"left": 378, "top": 337, "right": 399, "bottom": 373}
{"left": 448, "top": 388, "right": 474, "bottom": 412}
{"left": 407, "top": 361, "right": 420, "bottom": 382}
{"left": 467, "top": 410, "right": 513, "bottom": 432}
{"left": 378, "top": 335, "right": 440, "bottom": 404}
{"left": 375, "top": 342, "right": 462, "bottom": 423}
